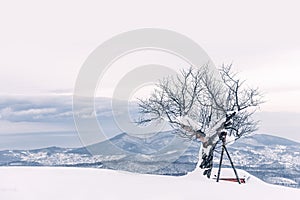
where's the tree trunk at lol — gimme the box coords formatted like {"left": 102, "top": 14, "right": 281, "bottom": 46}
{"left": 195, "top": 119, "right": 225, "bottom": 177}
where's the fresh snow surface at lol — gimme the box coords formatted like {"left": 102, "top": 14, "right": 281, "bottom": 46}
{"left": 0, "top": 167, "right": 299, "bottom": 200}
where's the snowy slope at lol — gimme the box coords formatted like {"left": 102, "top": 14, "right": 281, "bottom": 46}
{"left": 1, "top": 133, "right": 300, "bottom": 188}
{"left": 0, "top": 167, "right": 299, "bottom": 200}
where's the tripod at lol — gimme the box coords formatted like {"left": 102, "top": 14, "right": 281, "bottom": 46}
{"left": 216, "top": 131, "right": 241, "bottom": 184}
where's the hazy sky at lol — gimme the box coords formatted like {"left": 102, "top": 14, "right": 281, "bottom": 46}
{"left": 0, "top": 0, "right": 300, "bottom": 144}
{"left": 1, "top": 0, "right": 299, "bottom": 111}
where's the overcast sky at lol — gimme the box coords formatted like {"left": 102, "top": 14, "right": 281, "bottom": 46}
{"left": 0, "top": 0, "right": 299, "bottom": 144}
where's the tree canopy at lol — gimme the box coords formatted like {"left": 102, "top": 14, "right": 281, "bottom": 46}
{"left": 138, "top": 64, "right": 263, "bottom": 177}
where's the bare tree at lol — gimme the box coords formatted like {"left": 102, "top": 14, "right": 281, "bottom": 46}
{"left": 138, "top": 64, "right": 263, "bottom": 177}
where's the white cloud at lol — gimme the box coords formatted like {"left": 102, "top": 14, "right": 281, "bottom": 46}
{"left": 0, "top": 0, "right": 299, "bottom": 146}
{"left": 0, "top": 120, "right": 74, "bottom": 134}
{"left": 3, "top": 108, "right": 56, "bottom": 117}
{"left": 14, "top": 108, "right": 56, "bottom": 116}
{"left": 0, "top": 0, "right": 299, "bottom": 106}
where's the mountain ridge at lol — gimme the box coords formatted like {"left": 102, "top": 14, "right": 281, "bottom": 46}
{"left": 0, "top": 132, "right": 299, "bottom": 188}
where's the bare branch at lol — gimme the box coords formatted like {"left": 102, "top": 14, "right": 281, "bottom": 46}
{"left": 137, "top": 64, "right": 264, "bottom": 177}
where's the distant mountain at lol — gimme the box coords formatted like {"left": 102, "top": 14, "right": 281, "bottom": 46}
{"left": 68, "top": 131, "right": 200, "bottom": 174}
{"left": 0, "top": 132, "right": 299, "bottom": 188}
{"left": 232, "top": 134, "right": 300, "bottom": 147}
{"left": 223, "top": 134, "right": 300, "bottom": 188}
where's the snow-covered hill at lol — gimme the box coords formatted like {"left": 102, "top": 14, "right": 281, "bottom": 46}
{"left": 1, "top": 132, "right": 299, "bottom": 188}
{"left": 0, "top": 167, "right": 299, "bottom": 200}
{"left": 223, "top": 134, "right": 300, "bottom": 188}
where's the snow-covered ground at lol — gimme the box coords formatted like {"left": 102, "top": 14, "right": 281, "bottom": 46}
{"left": 0, "top": 167, "right": 299, "bottom": 200}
